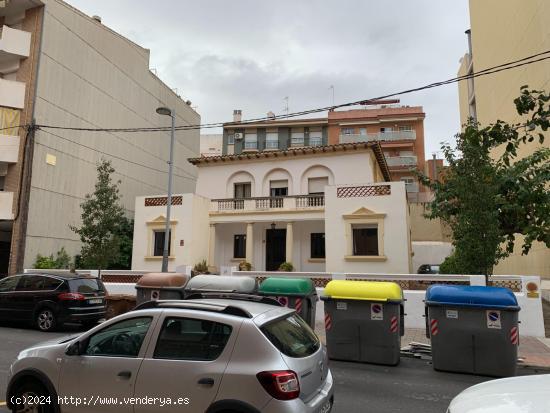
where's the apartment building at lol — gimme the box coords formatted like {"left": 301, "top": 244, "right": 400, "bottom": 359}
{"left": 457, "top": 0, "right": 549, "bottom": 278}
{"left": 0, "top": 0, "right": 200, "bottom": 274}
{"left": 200, "top": 134, "right": 223, "bottom": 157}
{"left": 221, "top": 104, "right": 426, "bottom": 200}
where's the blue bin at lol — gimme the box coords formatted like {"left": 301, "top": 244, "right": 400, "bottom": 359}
{"left": 425, "top": 285, "right": 520, "bottom": 377}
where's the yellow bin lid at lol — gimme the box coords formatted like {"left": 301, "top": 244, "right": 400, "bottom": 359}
{"left": 323, "top": 280, "right": 403, "bottom": 302}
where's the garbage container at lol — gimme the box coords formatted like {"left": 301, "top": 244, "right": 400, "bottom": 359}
{"left": 135, "top": 272, "right": 190, "bottom": 305}
{"left": 259, "top": 277, "right": 318, "bottom": 328}
{"left": 425, "top": 285, "right": 520, "bottom": 377}
{"left": 184, "top": 274, "right": 257, "bottom": 297}
{"left": 321, "top": 280, "right": 404, "bottom": 366}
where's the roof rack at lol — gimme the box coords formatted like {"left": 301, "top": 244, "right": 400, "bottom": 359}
{"left": 133, "top": 300, "right": 253, "bottom": 318}
{"left": 185, "top": 292, "right": 282, "bottom": 307}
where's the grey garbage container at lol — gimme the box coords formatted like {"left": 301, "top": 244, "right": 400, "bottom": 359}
{"left": 321, "top": 280, "right": 404, "bottom": 366}
{"left": 258, "top": 277, "right": 318, "bottom": 328}
{"left": 184, "top": 274, "right": 257, "bottom": 297}
{"left": 135, "top": 273, "right": 190, "bottom": 305}
{"left": 425, "top": 285, "right": 520, "bottom": 377}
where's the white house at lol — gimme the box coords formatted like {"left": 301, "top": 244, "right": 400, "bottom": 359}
{"left": 132, "top": 142, "right": 413, "bottom": 273}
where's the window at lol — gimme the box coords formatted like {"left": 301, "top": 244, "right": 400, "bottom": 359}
{"left": 398, "top": 125, "right": 413, "bottom": 131}
{"left": 290, "top": 128, "right": 305, "bottom": 147}
{"left": 42, "top": 277, "right": 63, "bottom": 290}
{"left": 234, "top": 182, "right": 251, "bottom": 199}
{"left": 352, "top": 225, "right": 379, "bottom": 256}
{"left": 359, "top": 128, "right": 367, "bottom": 135}
{"left": 85, "top": 317, "right": 152, "bottom": 357}
{"left": 270, "top": 180, "right": 288, "bottom": 197}
{"left": 244, "top": 132, "right": 257, "bottom": 149}
{"left": 16, "top": 275, "right": 44, "bottom": 291}
{"left": 261, "top": 314, "right": 320, "bottom": 358}
{"left": 341, "top": 127, "right": 354, "bottom": 135}
{"left": 154, "top": 230, "right": 171, "bottom": 256}
{"left": 154, "top": 317, "right": 232, "bottom": 361}
{"left": 227, "top": 134, "right": 235, "bottom": 145}
{"left": 309, "top": 129, "right": 322, "bottom": 146}
{"left": 0, "top": 276, "right": 21, "bottom": 292}
{"left": 311, "top": 233, "right": 325, "bottom": 259}
{"left": 234, "top": 234, "right": 246, "bottom": 259}
{"left": 69, "top": 278, "right": 103, "bottom": 294}
{"left": 266, "top": 131, "right": 278, "bottom": 149}
{"left": 380, "top": 127, "right": 393, "bottom": 133}
{"left": 308, "top": 177, "right": 328, "bottom": 194}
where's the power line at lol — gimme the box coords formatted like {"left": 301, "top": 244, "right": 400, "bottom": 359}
{"left": 34, "top": 48, "right": 550, "bottom": 133}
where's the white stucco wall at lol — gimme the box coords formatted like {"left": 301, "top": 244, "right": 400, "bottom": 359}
{"left": 195, "top": 150, "right": 378, "bottom": 199}
{"left": 324, "top": 182, "right": 411, "bottom": 273}
{"left": 412, "top": 241, "right": 453, "bottom": 272}
{"left": 131, "top": 194, "right": 209, "bottom": 271}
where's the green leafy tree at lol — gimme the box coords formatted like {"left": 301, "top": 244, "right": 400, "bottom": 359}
{"left": 34, "top": 247, "right": 72, "bottom": 269}
{"left": 109, "top": 218, "right": 134, "bottom": 270}
{"left": 70, "top": 159, "right": 128, "bottom": 270}
{"left": 419, "top": 87, "right": 550, "bottom": 275}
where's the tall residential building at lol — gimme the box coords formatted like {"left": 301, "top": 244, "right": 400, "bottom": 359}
{"left": 0, "top": 0, "right": 200, "bottom": 274}
{"left": 457, "top": 0, "right": 549, "bottom": 278}
{"left": 221, "top": 104, "right": 426, "bottom": 200}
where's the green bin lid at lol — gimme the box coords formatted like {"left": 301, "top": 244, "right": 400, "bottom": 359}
{"left": 259, "top": 277, "right": 316, "bottom": 296}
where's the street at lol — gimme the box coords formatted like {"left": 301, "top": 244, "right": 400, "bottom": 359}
{"left": 0, "top": 323, "right": 540, "bottom": 413}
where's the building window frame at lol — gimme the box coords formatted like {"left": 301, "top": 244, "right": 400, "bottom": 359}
{"left": 343, "top": 209, "right": 386, "bottom": 262}
{"left": 310, "top": 233, "right": 326, "bottom": 259}
{"left": 233, "top": 234, "right": 246, "bottom": 259}
{"left": 145, "top": 216, "right": 177, "bottom": 260}
{"left": 341, "top": 127, "right": 354, "bottom": 135}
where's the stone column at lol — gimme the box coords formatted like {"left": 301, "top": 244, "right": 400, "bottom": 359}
{"left": 246, "top": 222, "right": 254, "bottom": 265}
{"left": 208, "top": 223, "right": 217, "bottom": 269}
{"left": 286, "top": 221, "right": 294, "bottom": 264}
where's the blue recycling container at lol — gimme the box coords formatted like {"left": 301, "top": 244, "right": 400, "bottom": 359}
{"left": 425, "top": 285, "right": 520, "bottom": 377}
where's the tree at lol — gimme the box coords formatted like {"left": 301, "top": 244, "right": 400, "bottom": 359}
{"left": 34, "top": 247, "right": 72, "bottom": 269}
{"left": 108, "top": 218, "right": 134, "bottom": 270}
{"left": 70, "top": 159, "right": 127, "bottom": 269}
{"left": 419, "top": 87, "right": 550, "bottom": 275}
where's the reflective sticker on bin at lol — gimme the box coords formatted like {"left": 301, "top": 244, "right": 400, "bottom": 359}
{"left": 324, "top": 313, "right": 332, "bottom": 331}
{"left": 277, "top": 296, "right": 289, "bottom": 307}
{"left": 446, "top": 309, "right": 458, "bottom": 319}
{"left": 390, "top": 316, "right": 398, "bottom": 333}
{"left": 371, "top": 303, "right": 383, "bottom": 321}
{"left": 430, "top": 319, "right": 439, "bottom": 336}
{"left": 336, "top": 302, "right": 348, "bottom": 311}
{"left": 295, "top": 298, "right": 303, "bottom": 313}
{"left": 486, "top": 310, "right": 502, "bottom": 329}
{"left": 150, "top": 290, "right": 160, "bottom": 301}
{"left": 510, "top": 326, "right": 519, "bottom": 345}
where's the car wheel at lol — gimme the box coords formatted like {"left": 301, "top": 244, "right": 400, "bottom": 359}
{"left": 36, "top": 308, "right": 57, "bottom": 332}
{"left": 11, "top": 380, "right": 55, "bottom": 413}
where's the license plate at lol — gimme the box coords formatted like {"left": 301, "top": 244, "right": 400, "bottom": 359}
{"left": 319, "top": 400, "right": 331, "bottom": 413}
{"left": 88, "top": 299, "right": 103, "bottom": 304}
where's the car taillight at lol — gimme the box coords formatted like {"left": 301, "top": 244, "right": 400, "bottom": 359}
{"left": 257, "top": 370, "right": 300, "bottom": 400}
{"left": 58, "top": 292, "right": 86, "bottom": 301}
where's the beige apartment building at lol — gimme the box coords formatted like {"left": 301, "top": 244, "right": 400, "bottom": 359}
{"left": 0, "top": 0, "right": 199, "bottom": 274}
{"left": 457, "top": 0, "right": 549, "bottom": 277}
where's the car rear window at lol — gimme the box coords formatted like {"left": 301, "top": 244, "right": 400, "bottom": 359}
{"left": 261, "top": 314, "right": 320, "bottom": 358}
{"left": 69, "top": 278, "right": 102, "bottom": 293}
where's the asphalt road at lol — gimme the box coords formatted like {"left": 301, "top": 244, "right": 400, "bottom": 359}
{"left": 0, "top": 323, "right": 540, "bottom": 413}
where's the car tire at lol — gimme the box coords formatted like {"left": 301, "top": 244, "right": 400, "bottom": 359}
{"left": 11, "top": 379, "right": 56, "bottom": 413}
{"left": 35, "top": 308, "right": 57, "bottom": 332}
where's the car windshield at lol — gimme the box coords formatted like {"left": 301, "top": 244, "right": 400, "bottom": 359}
{"left": 69, "top": 278, "right": 102, "bottom": 293}
{"left": 261, "top": 314, "right": 320, "bottom": 358}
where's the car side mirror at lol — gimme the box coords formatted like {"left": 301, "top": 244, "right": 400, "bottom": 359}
{"left": 66, "top": 341, "right": 86, "bottom": 356}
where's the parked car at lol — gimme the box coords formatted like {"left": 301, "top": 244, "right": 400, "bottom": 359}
{"left": 417, "top": 264, "right": 440, "bottom": 274}
{"left": 0, "top": 272, "right": 107, "bottom": 332}
{"left": 447, "top": 374, "right": 550, "bottom": 412}
{"left": 6, "top": 296, "right": 334, "bottom": 413}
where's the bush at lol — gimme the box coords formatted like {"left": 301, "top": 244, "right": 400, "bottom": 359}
{"left": 238, "top": 261, "right": 252, "bottom": 271}
{"left": 278, "top": 262, "right": 294, "bottom": 272}
{"left": 34, "top": 247, "right": 72, "bottom": 269}
{"left": 193, "top": 259, "right": 209, "bottom": 274}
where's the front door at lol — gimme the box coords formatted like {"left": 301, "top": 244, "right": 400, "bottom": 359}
{"left": 266, "top": 229, "right": 286, "bottom": 271}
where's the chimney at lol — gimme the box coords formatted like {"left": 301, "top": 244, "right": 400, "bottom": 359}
{"left": 233, "top": 110, "right": 242, "bottom": 123}
{"left": 267, "top": 111, "right": 275, "bottom": 120}
{"left": 92, "top": 15, "right": 102, "bottom": 23}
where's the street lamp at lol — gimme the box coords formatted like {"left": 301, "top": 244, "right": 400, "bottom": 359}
{"left": 156, "top": 106, "right": 175, "bottom": 272}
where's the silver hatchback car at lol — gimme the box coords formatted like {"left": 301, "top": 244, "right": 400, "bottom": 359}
{"left": 6, "top": 296, "right": 334, "bottom": 413}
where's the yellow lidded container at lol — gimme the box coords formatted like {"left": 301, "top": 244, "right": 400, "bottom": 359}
{"left": 323, "top": 280, "right": 403, "bottom": 302}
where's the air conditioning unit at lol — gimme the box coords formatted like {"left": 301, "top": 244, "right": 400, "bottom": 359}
{"left": 234, "top": 133, "right": 243, "bottom": 140}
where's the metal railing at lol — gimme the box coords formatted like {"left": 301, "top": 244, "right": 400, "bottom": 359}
{"left": 211, "top": 194, "right": 325, "bottom": 212}
{"left": 340, "top": 130, "right": 416, "bottom": 144}
{"left": 385, "top": 155, "right": 417, "bottom": 167}
{"left": 265, "top": 140, "right": 279, "bottom": 149}
{"left": 309, "top": 136, "right": 323, "bottom": 146}
{"left": 243, "top": 140, "right": 258, "bottom": 150}
{"left": 290, "top": 137, "right": 305, "bottom": 147}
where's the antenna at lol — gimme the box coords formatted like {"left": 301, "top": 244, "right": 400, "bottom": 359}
{"left": 329, "top": 85, "right": 335, "bottom": 107}
{"left": 283, "top": 96, "right": 289, "bottom": 116}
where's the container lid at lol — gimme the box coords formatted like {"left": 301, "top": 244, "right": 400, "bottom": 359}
{"left": 185, "top": 274, "right": 257, "bottom": 293}
{"left": 322, "top": 280, "right": 403, "bottom": 302}
{"left": 136, "top": 273, "right": 190, "bottom": 288}
{"left": 425, "top": 285, "right": 519, "bottom": 309}
{"left": 259, "top": 277, "right": 316, "bottom": 296}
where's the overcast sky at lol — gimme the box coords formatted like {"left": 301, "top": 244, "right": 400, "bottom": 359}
{"left": 65, "top": 0, "right": 470, "bottom": 156}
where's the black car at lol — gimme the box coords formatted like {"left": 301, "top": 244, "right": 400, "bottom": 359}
{"left": 0, "top": 272, "right": 107, "bottom": 331}
{"left": 417, "top": 264, "right": 440, "bottom": 274}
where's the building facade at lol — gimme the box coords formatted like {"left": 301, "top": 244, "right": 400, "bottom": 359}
{"left": 132, "top": 142, "right": 413, "bottom": 274}
{"left": 457, "top": 0, "right": 549, "bottom": 278}
{"left": 221, "top": 104, "right": 426, "bottom": 200}
{"left": 200, "top": 134, "right": 223, "bottom": 157}
{"left": 0, "top": 0, "right": 200, "bottom": 274}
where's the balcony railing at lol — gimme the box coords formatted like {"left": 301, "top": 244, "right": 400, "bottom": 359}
{"left": 385, "top": 155, "right": 418, "bottom": 167}
{"left": 265, "top": 140, "right": 279, "bottom": 150}
{"left": 339, "top": 130, "right": 416, "bottom": 144}
{"left": 211, "top": 194, "right": 325, "bottom": 213}
{"left": 309, "top": 136, "right": 323, "bottom": 147}
{"left": 243, "top": 140, "right": 258, "bottom": 150}
{"left": 290, "top": 137, "right": 305, "bottom": 147}
{"left": 0, "top": 134, "right": 20, "bottom": 163}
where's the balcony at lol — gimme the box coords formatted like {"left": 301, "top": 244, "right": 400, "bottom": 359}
{"left": 243, "top": 140, "right": 258, "bottom": 151}
{"left": 0, "top": 191, "right": 14, "bottom": 220}
{"left": 0, "top": 78, "right": 26, "bottom": 109}
{"left": 0, "top": 25, "right": 31, "bottom": 73}
{"left": 265, "top": 140, "right": 279, "bottom": 150}
{"left": 211, "top": 194, "right": 325, "bottom": 213}
{"left": 0, "top": 134, "right": 20, "bottom": 163}
{"left": 385, "top": 155, "right": 418, "bottom": 168}
{"left": 289, "top": 136, "right": 326, "bottom": 148}
{"left": 339, "top": 130, "right": 416, "bottom": 144}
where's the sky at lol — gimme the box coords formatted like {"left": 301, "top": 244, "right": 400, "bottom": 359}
{"left": 64, "top": 0, "right": 471, "bottom": 156}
